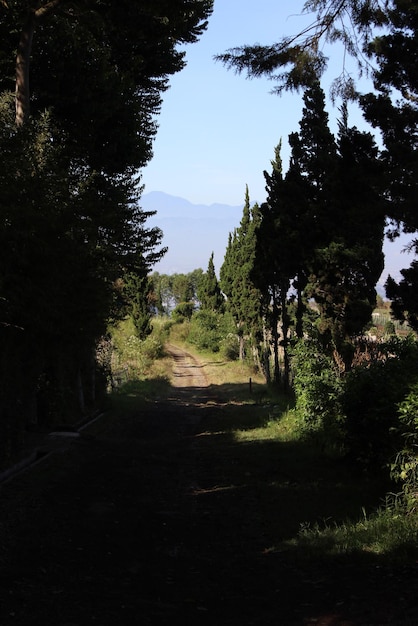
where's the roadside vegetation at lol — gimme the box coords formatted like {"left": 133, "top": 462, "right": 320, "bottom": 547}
{"left": 107, "top": 313, "right": 418, "bottom": 568}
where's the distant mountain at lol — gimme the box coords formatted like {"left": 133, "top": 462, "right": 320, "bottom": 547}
{"left": 141, "top": 191, "right": 410, "bottom": 296}
{"left": 141, "top": 191, "right": 244, "bottom": 275}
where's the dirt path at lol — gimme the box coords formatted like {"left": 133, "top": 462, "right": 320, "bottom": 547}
{"left": 0, "top": 346, "right": 417, "bottom": 625}
{"left": 165, "top": 343, "right": 209, "bottom": 389}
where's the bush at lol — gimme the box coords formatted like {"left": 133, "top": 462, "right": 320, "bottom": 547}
{"left": 220, "top": 333, "right": 240, "bottom": 361}
{"left": 109, "top": 316, "right": 169, "bottom": 381}
{"left": 188, "top": 310, "right": 224, "bottom": 352}
{"left": 342, "top": 335, "right": 418, "bottom": 469}
{"left": 291, "top": 338, "right": 345, "bottom": 452}
{"left": 172, "top": 301, "right": 194, "bottom": 322}
{"left": 391, "top": 383, "right": 418, "bottom": 505}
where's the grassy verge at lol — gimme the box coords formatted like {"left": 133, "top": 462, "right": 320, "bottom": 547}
{"left": 230, "top": 408, "right": 418, "bottom": 562}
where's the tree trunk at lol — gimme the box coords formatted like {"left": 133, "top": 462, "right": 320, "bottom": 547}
{"left": 295, "top": 273, "right": 305, "bottom": 339}
{"left": 16, "top": 11, "right": 36, "bottom": 127}
{"left": 238, "top": 334, "right": 245, "bottom": 361}
{"left": 271, "top": 288, "right": 281, "bottom": 386}
{"left": 262, "top": 321, "right": 271, "bottom": 383}
{"left": 280, "top": 286, "right": 291, "bottom": 393}
{"left": 15, "top": 1, "right": 64, "bottom": 126}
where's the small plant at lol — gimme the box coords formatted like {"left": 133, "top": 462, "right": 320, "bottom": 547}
{"left": 109, "top": 316, "right": 169, "bottom": 381}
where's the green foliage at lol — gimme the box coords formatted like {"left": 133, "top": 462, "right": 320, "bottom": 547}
{"left": 391, "top": 382, "right": 418, "bottom": 503}
{"left": 220, "top": 187, "right": 266, "bottom": 364}
{"left": 0, "top": 0, "right": 213, "bottom": 461}
{"left": 342, "top": 336, "right": 418, "bottom": 468}
{"left": 172, "top": 301, "right": 195, "bottom": 323}
{"left": 253, "top": 141, "right": 294, "bottom": 387}
{"left": 216, "top": 1, "right": 394, "bottom": 98}
{"left": 285, "top": 495, "right": 418, "bottom": 563}
{"left": 109, "top": 317, "right": 168, "bottom": 382}
{"left": 386, "top": 262, "right": 418, "bottom": 332}
{"left": 122, "top": 272, "right": 153, "bottom": 340}
{"left": 197, "top": 252, "right": 224, "bottom": 312}
{"left": 220, "top": 332, "right": 241, "bottom": 361}
{"left": 291, "top": 338, "right": 345, "bottom": 452}
{"left": 188, "top": 310, "right": 235, "bottom": 354}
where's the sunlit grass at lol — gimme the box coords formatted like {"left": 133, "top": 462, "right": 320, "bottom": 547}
{"left": 234, "top": 407, "right": 302, "bottom": 443}
{"left": 276, "top": 498, "right": 418, "bottom": 562}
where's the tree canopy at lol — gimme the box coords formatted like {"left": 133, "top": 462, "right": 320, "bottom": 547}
{"left": 0, "top": 0, "right": 213, "bottom": 465}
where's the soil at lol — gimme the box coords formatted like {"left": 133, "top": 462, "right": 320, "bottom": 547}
{"left": 0, "top": 345, "right": 417, "bottom": 625}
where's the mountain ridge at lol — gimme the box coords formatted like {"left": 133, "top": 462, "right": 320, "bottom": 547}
{"left": 142, "top": 191, "right": 244, "bottom": 275}
{"left": 142, "top": 191, "right": 409, "bottom": 294}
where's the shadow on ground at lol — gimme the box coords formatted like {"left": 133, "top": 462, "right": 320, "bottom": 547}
{"left": 0, "top": 377, "right": 417, "bottom": 625}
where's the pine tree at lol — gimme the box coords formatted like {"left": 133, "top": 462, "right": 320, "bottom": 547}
{"left": 361, "top": 1, "right": 418, "bottom": 324}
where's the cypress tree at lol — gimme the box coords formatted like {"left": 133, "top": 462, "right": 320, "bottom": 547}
{"left": 253, "top": 143, "right": 292, "bottom": 387}
{"left": 198, "top": 253, "right": 224, "bottom": 313}
{"left": 220, "top": 187, "right": 265, "bottom": 366}
{"left": 307, "top": 104, "right": 386, "bottom": 368}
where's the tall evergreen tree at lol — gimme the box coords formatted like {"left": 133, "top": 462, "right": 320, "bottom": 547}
{"left": 198, "top": 253, "right": 224, "bottom": 313}
{"left": 284, "top": 79, "right": 338, "bottom": 346}
{"left": 220, "top": 187, "right": 265, "bottom": 366}
{"left": 216, "top": 0, "right": 418, "bottom": 332}
{"left": 306, "top": 104, "right": 385, "bottom": 368}
{"left": 123, "top": 268, "right": 153, "bottom": 341}
{"left": 0, "top": 0, "right": 213, "bottom": 465}
{"left": 253, "top": 143, "right": 293, "bottom": 387}
{"left": 361, "top": 1, "right": 418, "bottom": 324}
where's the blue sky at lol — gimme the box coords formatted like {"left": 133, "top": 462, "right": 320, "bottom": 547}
{"left": 142, "top": 0, "right": 370, "bottom": 207}
{"left": 142, "top": 0, "right": 411, "bottom": 286}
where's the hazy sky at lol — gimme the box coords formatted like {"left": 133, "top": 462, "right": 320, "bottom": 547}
{"left": 141, "top": 0, "right": 371, "bottom": 207}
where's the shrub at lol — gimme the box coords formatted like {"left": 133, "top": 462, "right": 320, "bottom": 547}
{"left": 220, "top": 333, "right": 240, "bottom": 361}
{"left": 172, "top": 301, "right": 194, "bottom": 322}
{"left": 342, "top": 335, "right": 418, "bottom": 469}
{"left": 185, "top": 310, "right": 236, "bottom": 355}
{"left": 188, "top": 310, "right": 224, "bottom": 352}
{"left": 391, "top": 383, "right": 418, "bottom": 506}
{"left": 291, "top": 338, "right": 345, "bottom": 452}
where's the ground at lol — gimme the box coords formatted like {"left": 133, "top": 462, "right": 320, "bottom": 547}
{"left": 0, "top": 345, "right": 417, "bottom": 625}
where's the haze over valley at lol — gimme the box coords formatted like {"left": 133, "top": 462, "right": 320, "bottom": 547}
{"left": 143, "top": 191, "right": 412, "bottom": 295}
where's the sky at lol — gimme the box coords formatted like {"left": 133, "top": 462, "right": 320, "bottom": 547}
{"left": 142, "top": 0, "right": 412, "bottom": 286}
{"left": 142, "top": 0, "right": 370, "bottom": 207}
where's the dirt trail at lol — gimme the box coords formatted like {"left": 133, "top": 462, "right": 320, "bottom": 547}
{"left": 0, "top": 346, "right": 416, "bottom": 625}
{"left": 166, "top": 343, "right": 209, "bottom": 388}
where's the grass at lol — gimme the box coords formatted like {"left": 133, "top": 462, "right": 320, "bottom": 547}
{"left": 281, "top": 497, "right": 418, "bottom": 563}
{"left": 223, "top": 406, "right": 418, "bottom": 563}
{"left": 108, "top": 317, "right": 418, "bottom": 565}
